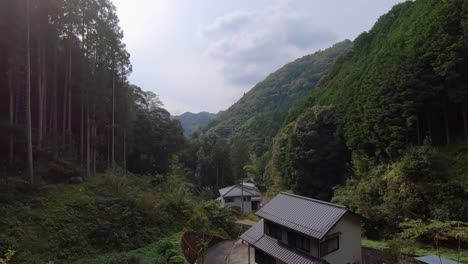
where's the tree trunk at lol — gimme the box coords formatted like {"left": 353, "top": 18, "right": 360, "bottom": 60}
{"left": 107, "top": 133, "right": 110, "bottom": 169}
{"left": 42, "top": 47, "right": 47, "bottom": 146}
{"left": 8, "top": 61, "right": 15, "bottom": 165}
{"left": 37, "top": 43, "right": 43, "bottom": 149}
{"left": 62, "top": 50, "right": 68, "bottom": 145}
{"left": 426, "top": 112, "right": 432, "bottom": 144}
{"left": 416, "top": 113, "right": 421, "bottom": 145}
{"left": 216, "top": 161, "right": 219, "bottom": 189}
{"left": 80, "top": 98, "right": 84, "bottom": 166}
{"left": 50, "top": 43, "right": 58, "bottom": 151}
{"left": 221, "top": 167, "right": 224, "bottom": 186}
{"left": 26, "top": 0, "right": 34, "bottom": 184}
{"left": 111, "top": 67, "right": 115, "bottom": 168}
{"left": 463, "top": 99, "right": 468, "bottom": 141}
{"left": 123, "top": 129, "right": 127, "bottom": 175}
{"left": 444, "top": 104, "right": 450, "bottom": 145}
{"left": 67, "top": 47, "right": 72, "bottom": 138}
{"left": 86, "top": 103, "right": 91, "bottom": 178}
{"left": 93, "top": 125, "right": 97, "bottom": 176}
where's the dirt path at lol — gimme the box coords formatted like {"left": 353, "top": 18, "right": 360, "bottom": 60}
{"left": 203, "top": 239, "right": 255, "bottom": 264}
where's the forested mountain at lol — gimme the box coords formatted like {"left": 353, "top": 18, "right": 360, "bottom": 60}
{"left": 260, "top": 0, "right": 467, "bottom": 241}
{"left": 200, "top": 40, "right": 353, "bottom": 155}
{"left": 172, "top": 112, "right": 216, "bottom": 137}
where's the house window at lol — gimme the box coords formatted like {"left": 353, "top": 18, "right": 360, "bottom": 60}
{"left": 243, "top": 196, "right": 251, "bottom": 202}
{"left": 265, "top": 222, "right": 282, "bottom": 240}
{"left": 320, "top": 236, "right": 339, "bottom": 257}
{"left": 255, "top": 248, "right": 275, "bottom": 264}
{"left": 288, "top": 231, "right": 310, "bottom": 253}
{"left": 224, "top": 197, "right": 234, "bottom": 203}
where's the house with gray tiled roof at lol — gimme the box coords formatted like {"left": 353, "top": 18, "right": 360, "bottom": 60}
{"left": 241, "top": 192, "right": 362, "bottom": 264}
{"left": 216, "top": 182, "right": 262, "bottom": 213}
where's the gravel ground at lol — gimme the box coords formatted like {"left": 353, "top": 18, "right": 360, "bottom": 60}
{"left": 203, "top": 239, "right": 255, "bottom": 264}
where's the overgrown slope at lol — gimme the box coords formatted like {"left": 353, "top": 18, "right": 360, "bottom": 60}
{"left": 200, "top": 40, "right": 353, "bottom": 154}
{"left": 0, "top": 165, "right": 236, "bottom": 263}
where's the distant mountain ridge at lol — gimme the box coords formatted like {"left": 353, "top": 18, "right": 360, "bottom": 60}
{"left": 199, "top": 40, "right": 354, "bottom": 155}
{"left": 172, "top": 112, "right": 216, "bottom": 137}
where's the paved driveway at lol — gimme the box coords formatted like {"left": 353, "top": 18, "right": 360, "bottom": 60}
{"left": 203, "top": 239, "right": 255, "bottom": 264}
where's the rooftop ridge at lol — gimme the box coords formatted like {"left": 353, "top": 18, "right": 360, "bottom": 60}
{"left": 279, "top": 192, "right": 347, "bottom": 209}
{"left": 223, "top": 184, "right": 258, "bottom": 197}
{"left": 221, "top": 185, "right": 236, "bottom": 197}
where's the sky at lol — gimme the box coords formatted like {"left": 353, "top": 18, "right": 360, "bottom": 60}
{"left": 112, "top": 0, "right": 404, "bottom": 115}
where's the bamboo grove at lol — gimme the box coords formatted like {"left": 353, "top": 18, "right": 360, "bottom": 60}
{"left": 0, "top": 0, "right": 183, "bottom": 183}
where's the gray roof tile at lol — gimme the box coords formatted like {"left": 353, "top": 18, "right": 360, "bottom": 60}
{"left": 256, "top": 192, "right": 347, "bottom": 239}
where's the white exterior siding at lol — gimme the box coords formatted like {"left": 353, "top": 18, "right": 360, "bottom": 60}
{"left": 322, "top": 214, "right": 362, "bottom": 264}
{"left": 222, "top": 197, "right": 253, "bottom": 213}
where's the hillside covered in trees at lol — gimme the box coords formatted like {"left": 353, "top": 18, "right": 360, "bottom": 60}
{"left": 172, "top": 112, "right": 215, "bottom": 137}
{"left": 200, "top": 40, "right": 353, "bottom": 155}
{"left": 258, "top": 0, "right": 467, "bottom": 242}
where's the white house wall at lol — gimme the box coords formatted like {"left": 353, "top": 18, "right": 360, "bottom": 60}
{"left": 322, "top": 214, "right": 362, "bottom": 264}
{"left": 224, "top": 197, "right": 253, "bottom": 213}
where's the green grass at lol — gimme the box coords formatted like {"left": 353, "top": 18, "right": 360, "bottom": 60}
{"left": 244, "top": 213, "right": 260, "bottom": 222}
{"left": 75, "top": 232, "right": 185, "bottom": 264}
{"left": 362, "top": 239, "right": 468, "bottom": 263}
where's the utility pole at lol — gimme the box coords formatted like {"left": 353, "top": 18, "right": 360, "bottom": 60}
{"left": 241, "top": 178, "right": 244, "bottom": 213}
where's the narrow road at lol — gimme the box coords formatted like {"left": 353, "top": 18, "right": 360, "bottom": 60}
{"left": 203, "top": 239, "right": 255, "bottom": 264}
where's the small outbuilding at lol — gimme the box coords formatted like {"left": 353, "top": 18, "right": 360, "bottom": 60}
{"left": 216, "top": 182, "right": 261, "bottom": 213}
{"left": 415, "top": 255, "right": 461, "bottom": 264}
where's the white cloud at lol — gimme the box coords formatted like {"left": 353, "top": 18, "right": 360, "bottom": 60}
{"left": 199, "top": 3, "right": 338, "bottom": 86}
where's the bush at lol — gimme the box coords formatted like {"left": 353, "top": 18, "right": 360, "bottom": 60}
{"left": 333, "top": 145, "right": 467, "bottom": 239}
{"left": 37, "top": 158, "right": 82, "bottom": 183}
{"left": 91, "top": 198, "right": 151, "bottom": 251}
{"left": 399, "top": 220, "right": 468, "bottom": 246}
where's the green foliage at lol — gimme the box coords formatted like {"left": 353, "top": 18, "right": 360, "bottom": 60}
{"left": 0, "top": 170, "right": 193, "bottom": 263}
{"left": 172, "top": 112, "right": 216, "bottom": 137}
{"left": 291, "top": 0, "right": 468, "bottom": 159}
{"left": 265, "top": 106, "right": 350, "bottom": 200}
{"left": 180, "top": 135, "right": 241, "bottom": 190}
{"left": 333, "top": 145, "right": 467, "bottom": 238}
{"left": 362, "top": 239, "right": 468, "bottom": 263}
{"left": 128, "top": 87, "right": 186, "bottom": 175}
{"left": 0, "top": 250, "right": 15, "bottom": 264}
{"left": 256, "top": 0, "right": 468, "bottom": 245}
{"left": 76, "top": 233, "right": 186, "bottom": 264}
{"left": 200, "top": 41, "right": 353, "bottom": 155}
{"left": 399, "top": 220, "right": 468, "bottom": 245}
{"left": 187, "top": 201, "right": 236, "bottom": 239}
